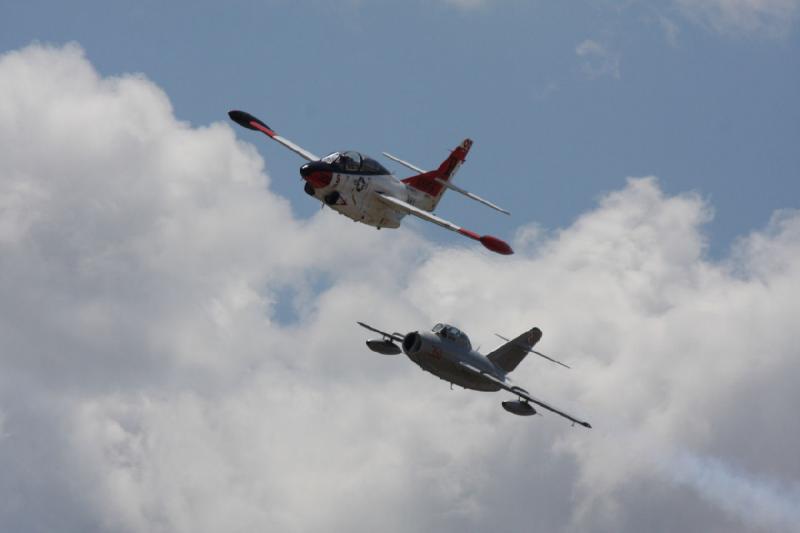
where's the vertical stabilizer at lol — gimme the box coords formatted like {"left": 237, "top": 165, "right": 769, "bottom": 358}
{"left": 402, "top": 139, "right": 472, "bottom": 212}
{"left": 487, "top": 327, "right": 543, "bottom": 373}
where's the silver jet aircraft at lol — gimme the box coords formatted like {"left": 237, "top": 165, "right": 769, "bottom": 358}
{"left": 358, "top": 321, "right": 591, "bottom": 428}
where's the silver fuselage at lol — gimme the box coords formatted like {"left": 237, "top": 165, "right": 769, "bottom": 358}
{"left": 402, "top": 329, "right": 508, "bottom": 391}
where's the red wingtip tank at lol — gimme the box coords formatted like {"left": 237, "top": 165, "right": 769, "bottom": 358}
{"left": 480, "top": 235, "right": 514, "bottom": 255}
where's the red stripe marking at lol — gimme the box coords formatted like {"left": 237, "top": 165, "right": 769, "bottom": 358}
{"left": 458, "top": 228, "right": 481, "bottom": 241}
{"left": 249, "top": 121, "right": 276, "bottom": 137}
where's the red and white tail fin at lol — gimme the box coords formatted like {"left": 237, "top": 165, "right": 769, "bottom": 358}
{"left": 402, "top": 139, "right": 473, "bottom": 212}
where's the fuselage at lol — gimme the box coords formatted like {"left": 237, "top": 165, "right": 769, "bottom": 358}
{"left": 401, "top": 324, "right": 507, "bottom": 392}
{"left": 299, "top": 151, "right": 431, "bottom": 229}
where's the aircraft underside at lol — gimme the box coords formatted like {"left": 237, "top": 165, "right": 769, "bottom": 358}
{"left": 311, "top": 173, "right": 405, "bottom": 229}
{"left": 409, "top": 352, "right": 501, "bottom": 392}
{"left": 327, "top": 195, "right": 404, "bottom": 229}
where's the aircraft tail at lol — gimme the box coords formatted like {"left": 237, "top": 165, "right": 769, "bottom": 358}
{"left": 402, "top": 139, "right": 472, "bottom": 212}
{"left": 487, "top": 327, "right": 542, "bottom": 373}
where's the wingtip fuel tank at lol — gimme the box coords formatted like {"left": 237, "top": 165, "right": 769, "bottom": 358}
{"left": 366, "top": 339, "right": 402, "bottom": 355}
{"left": 480, "top": 235, "right": 514, "bottom": 255}
{"left": 228, "top": 110, "right": 273, "bottom": 133}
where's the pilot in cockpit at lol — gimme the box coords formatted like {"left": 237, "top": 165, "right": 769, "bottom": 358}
{"left": 340, "top": 151, "right": 362, "bottom": 172}
{"left": 432, "top": 323, "right": 471, "bottom": 349}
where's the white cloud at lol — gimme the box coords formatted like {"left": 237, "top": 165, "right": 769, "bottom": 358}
{"left": 575, "top": 40, "right": 621, "bottom": 79}
{"left": 668, "top": 452, "right": 800, "bottom": 530}
{"left": 676, "top": 0, "right": 800, "bottom": 36}
{"left": 1, "top": 43, "right": 800, "bottom": 533}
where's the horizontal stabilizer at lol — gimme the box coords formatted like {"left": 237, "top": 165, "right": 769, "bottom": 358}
{"left": 488, "top": 328, "right": 542, "bottom": 372}
{"left": 386, "top": 143, "right": 509, "bottom": 215}
{"left": 434, "top": 178, "right": 510, "bottom": 215}
{"left": 382, "top": 152, "right": 425, "bottom": 174}
{"left": 494, "top": 333, "right": 570, "bottom": 369}
{"left": 401, "top": 139, "right": 473, "bottom": 210}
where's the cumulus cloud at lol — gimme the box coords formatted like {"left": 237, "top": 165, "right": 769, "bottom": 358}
{"left": 1, "top": 43, "right": 800, "bottom": 533}
{"left": 676, "top": 0, "right": 800, "bottom": 36}
{"left": 575, "top": 40, "right": 620, "bottom": 79}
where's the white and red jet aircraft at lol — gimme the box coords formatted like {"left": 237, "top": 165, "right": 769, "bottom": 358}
{"left": 228, "top": 110, "right": 514, "bottom": 255}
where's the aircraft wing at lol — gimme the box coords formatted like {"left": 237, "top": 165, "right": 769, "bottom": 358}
{"left": 374, "top": 193, "right": 513, "bottom": 255}
{"left": 229, "top": 110, "right": 320, "bottom": 162}
{"left": 457, "top": 361, "right": 592, "bottom": 428}
{"left": 356, "top": 321, "right": 404, "bottom": 342}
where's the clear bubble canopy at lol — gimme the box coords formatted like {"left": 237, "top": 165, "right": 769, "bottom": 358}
{"left": 432, "top": 323, "right": 471, "bottom": 349}
{"left": 321, "top": 151, "right": 389, "bottom": 174}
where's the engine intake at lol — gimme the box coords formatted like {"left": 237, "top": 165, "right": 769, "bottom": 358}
{"left": 402, "top": 332, "right": 421, "bottom": 355}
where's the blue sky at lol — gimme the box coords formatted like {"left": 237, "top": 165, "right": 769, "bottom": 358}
{"left": 3, "top": 0, "right": 797, "bottom": 255}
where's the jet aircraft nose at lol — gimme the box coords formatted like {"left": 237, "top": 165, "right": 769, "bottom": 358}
{"left": 300, "top": 162, "right": 333, "bottom": 189}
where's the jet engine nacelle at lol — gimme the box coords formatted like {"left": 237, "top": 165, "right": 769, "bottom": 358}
{"left": 501, "top": 400, "right": 537, "bottom": 416}
{"left": 366, "top": 339, "right": 402, "bottom": 355}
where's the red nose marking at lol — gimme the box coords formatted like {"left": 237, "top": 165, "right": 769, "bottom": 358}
{"left": 304, "top": 171, "right": 332, "bottom": 189}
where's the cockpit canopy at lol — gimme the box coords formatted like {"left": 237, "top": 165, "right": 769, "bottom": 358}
{"left": 321, "top": 151, "right": 389, "bottom": 175}
{"left": 432, "top": 323, "right": 472, "bottom": 349}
